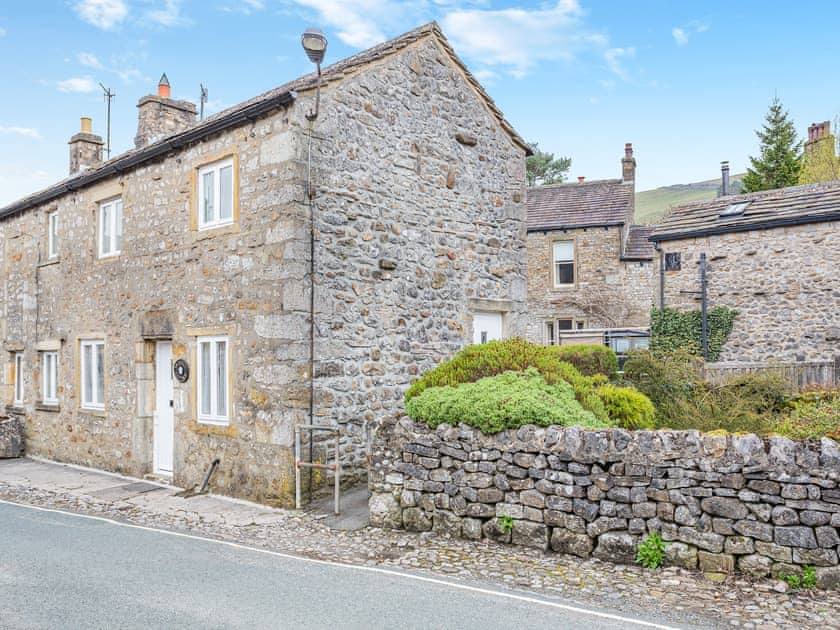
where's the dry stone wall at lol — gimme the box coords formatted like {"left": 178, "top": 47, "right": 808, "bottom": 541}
{"left": 371, "top": 418, "right": 840, "bottom": 588}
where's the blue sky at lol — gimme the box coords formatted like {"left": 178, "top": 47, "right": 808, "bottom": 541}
{"left": 1, "top": 1, "right": 839, "bottom": 205}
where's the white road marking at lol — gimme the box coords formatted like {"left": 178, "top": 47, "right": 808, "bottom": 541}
{"left": 0, "top": 498, "right": 679, "bottom": 630}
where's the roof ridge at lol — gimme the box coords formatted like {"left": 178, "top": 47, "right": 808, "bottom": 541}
{"left": 528, "top": 178, "right": 624, "bottom": 191}
{"left": 669, "top": 178, "right": 840, "bottom": 212}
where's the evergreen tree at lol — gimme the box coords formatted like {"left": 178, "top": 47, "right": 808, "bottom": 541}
{"left": 742, "top": 97, "right": 802, "bottom": 192}
{"left": 526, "top": 142, "right": 572, "bottom": 186}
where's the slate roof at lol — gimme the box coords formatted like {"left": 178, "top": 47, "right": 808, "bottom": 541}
{"left": 651, "top": 180, "right": 840, "bottom": 242}
{"left": 526, "top": 179, "right": 633, "bottom": 231}
{"left": 0, "top": 22, "right": 527, "bottom": 219}
{"left": 622, "top": 225, "right": 655, "bottom": 260}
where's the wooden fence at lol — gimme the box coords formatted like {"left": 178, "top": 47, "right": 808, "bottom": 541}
{"left": 702, "top": 360, "right": 839, "bottom": 389}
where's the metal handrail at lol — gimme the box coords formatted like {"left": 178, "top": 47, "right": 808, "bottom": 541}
{"left": 294, "top": 424, "right": 340, "bottom": 514}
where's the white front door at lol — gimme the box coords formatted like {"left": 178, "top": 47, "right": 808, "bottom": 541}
{"left": 473, "top": 312, "right": 503, "bottom": 344}
{"left": 153, "top": 341, "right": 174, "bottom": 476}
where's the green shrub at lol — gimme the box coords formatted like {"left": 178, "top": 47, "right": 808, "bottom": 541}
{"left": 497, "top": 515, "right": 514, "bottom": 534}
{"left": 404, "top": 368, "right": 610, "bottom": 434}
{"left": 772, "top": 399, "right": 840, "bottom": 441}
{"left": 635, "top": 534, "right": 666, "bottom": 569}
{"left": 623, "top": 350, "right": 797, "bottom": 436}
{"left": 597, "top": 384, "right": 655, "bottom": 429}
{"left": 781, "top": 565, "right": 817, "bottom": 591}
{"left": 550, "top": 344, "right": 618, "bottom": 378}
{"left": 404, "top": 338, "right": 611, "bottom": 421}
{"left": 650, "top": 306, "right": 737, "bottom": 361}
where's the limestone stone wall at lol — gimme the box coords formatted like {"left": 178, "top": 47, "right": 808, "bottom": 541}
{"left": 307, "top": 35, "right": 528, "bottom": 460}
{"left": 371, "top": 418, "right": 840, "bottom": 588}
{"left": 656, "top": 221, "right": 840, "bottom": 362}
{"left": 525, "top": 227, "right": 653, "bottom": 342}
{"left": 0, "top": 33, "right": 527, "bottom": 505}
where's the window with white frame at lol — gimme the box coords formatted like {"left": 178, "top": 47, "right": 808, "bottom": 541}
{"left": 41, "top": 351, "right": 58, "bottom": 405}
{"left": 48, "top": 211, "right": 58, "bottom": 259}
{"left": 80, "top": 339, "right": 105, "bottom": 410}
{"left": 197, "top": 158, "right": 235, "bottom": 230}
{"left": 197, "top": 335, "right": 229, "bottom": 425}
{"left": 13, "top": 352, "right": 23, "bottom": 406}
{"left": 98, "top": 198, "right": 122, "bottom": 258}
{"left": 553, "top": 240, "right": 575, "bottom": 287}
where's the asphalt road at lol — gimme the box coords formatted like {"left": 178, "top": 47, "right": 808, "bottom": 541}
{"left": 0, "top": 501, "right": 678, "bottom": 630}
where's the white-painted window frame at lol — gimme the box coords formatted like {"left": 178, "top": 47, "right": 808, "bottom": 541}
{"left": 47, "top": 211, "right": 58, "bottom": 259}
{"left": 98, "top": 198, "right": 122, "bottom": 258}
{"left": 13, "top": 352, "right": 23, "bottom": 406}
{"left": 197, "top": 158, "right": 235, "bottom": 231}
{"left": 552, "top": 240, "right": 575, "bottom": 287}
{"left": 196, "top": 335, "right": 230, "bottom": 425}
{"left": 41, "top": 351, "right": 58, "bottom": 405}
{"left": 80, "top": 339, "right": 105, "bottom": 410}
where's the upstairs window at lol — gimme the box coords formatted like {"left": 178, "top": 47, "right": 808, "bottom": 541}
{"left": 41, "top": 351, "right": 58, "bottom": 405}
{"left": 197, "top": 335, "right": 229, "bottom": 425}
{"left": 198, "top": 158, "right": 235, "bottom": 230}
{"left": 12, "top": 352, "right": 23, "bottom": 406}
{"left": 552, "top": 240, "right": 575, "bottom": 287}
{"left": 48, "top": 211, "right": 58, "bottom": 259}
{"left": 80, "top": 339, "right": 105, "bottom": 410}
{"left": 98, "top": 198, "right": 122, "bottom": 258}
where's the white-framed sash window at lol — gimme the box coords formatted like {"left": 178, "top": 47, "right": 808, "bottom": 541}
{"left": 41, "top": 351, "right": 58, "bottom": 405}
{"left": 197, "top": 335, "right": 229, "bottom": 425}
{"left": 80, "top": 339, "right": 105, "bottom": 410}
{"left": 197, "top": 158, "right": 235, "bottom": 230}
{"left": 98, "top": 198, "right": 122, "bottom": 258}
{"left": 13, "top": 352, "right": 23, "bottom": 406}
{"left": 48, "top": 211, "right": 58, "bottom": 259}
{"left": 552, "top": 240, "right": 575, "bottom": 287}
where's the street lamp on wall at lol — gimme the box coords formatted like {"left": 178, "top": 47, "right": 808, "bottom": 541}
{"left": 301, "top": 28, "right": 328, "bottom": 121}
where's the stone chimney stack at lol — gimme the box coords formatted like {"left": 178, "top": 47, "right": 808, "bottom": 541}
{"left": 135, "top": 74, "right": 197, "bottom": 148}
{"left": 622, "top": 143, "right": 636, "bottom": 183}
{"left": 68, "top": 116, "right": 104, "bottom": 175}
{"left": 805, "top": 120, "right": 831, "bottom": 154}
{"left": 720, "top": 161, "right": 731, "bottom": 196}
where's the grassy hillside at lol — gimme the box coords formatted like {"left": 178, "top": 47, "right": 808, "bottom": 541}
{"left": 635, "top": 174, "right": 744, "bottom": 225}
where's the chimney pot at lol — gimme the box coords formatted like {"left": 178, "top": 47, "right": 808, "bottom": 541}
{"left": 80, "top": 116, "right": 92, "bottom": 134}
{"left": 720, "top": 160, "right": 731, "bottom": 196}
{"left": 577, "top": 176, "right": 585, "bottom": 183}
{"left": 625, "top": 142, "right": 633, "bottom": 158}
{"left": 158, "top": 73, "right": 171, "bottom": 98}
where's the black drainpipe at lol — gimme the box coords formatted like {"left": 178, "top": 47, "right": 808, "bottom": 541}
{"left": 654, "top": 243, "right": 665, "bottom": 310}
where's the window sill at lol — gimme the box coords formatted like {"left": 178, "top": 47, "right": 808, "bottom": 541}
{"left": 38, "top": 258, "right": 60, "bottom": 268}
{"left": 35, "top": 403, "right": 60, "bottom": 412}
{"left": 190, "top": 419, "right": 237, "bottom": 438}
{"left": 193, "top": 223, "right": 240, "bottom": 241}
{"left": 551, "top": 284, "right": 578, "bottom": 290}
{"left": 97, "top": 253, "right": 121, "bottom": 262}
{"left": 5, "top": 405, "right": 24, "bottom": 415}
{"left": 79, "top": 407, "right": 107, "bottom": 417}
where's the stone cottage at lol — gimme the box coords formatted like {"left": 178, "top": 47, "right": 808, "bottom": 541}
{"left": 650, "top": 181, "right": 840, "bottom": 362}
{"left": 0, "top": 23, "right": 529, "bottom": 504}
{"left": 525, "top": 144, "right": 654, "bottom": 344}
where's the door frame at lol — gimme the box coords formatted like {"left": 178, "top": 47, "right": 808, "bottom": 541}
{"left": 152, "top": 340, "right": 174, "bottom": 477}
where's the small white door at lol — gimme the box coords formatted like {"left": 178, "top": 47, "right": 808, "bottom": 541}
{"left": 153, "top": 341, "right": 174, "bottom": 476}
{"left": 473, "top": 312, "right": 503, "bottom": 345}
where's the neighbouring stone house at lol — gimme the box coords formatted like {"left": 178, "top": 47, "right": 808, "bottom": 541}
{"left": 0, "top": 23, "right": 529, "bottom": 504}
{"left": 525, "top": 144, "right": 655, "bottom": 345}
{"left": 650, "top": 181, "right": 840, "bottom": 362}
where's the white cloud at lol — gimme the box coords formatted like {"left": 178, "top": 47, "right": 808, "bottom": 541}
{"left": 74, "top": 0, "right": 128, "bottom": 30}
{"left": 442, "top": 0, "right": 607, "bottom": 77}
{"left": 57, "top": 76, "right": 99, "bottom": 93}
{"left": 588, "top": 96, "right": 599, "bottom": 105}
{"left": 78, "top": 52, "right": 103, "bottom": 69}
{"left": 0, "top": 126, "right": 41, "bottom": 140}
{"left": 672, "top": 27, "right": 688, "bottom": 46}
{"left": 289, "top": 0, "right": 395, "bottom": 48}
{"left": 604, "top": 46, "right": 635, "bottom": 81}
{"left": 0, "top": 27, "right": 6, "bottom": 37}
{"left": 145, "top": 0, "right": 190, "bottom": 27}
